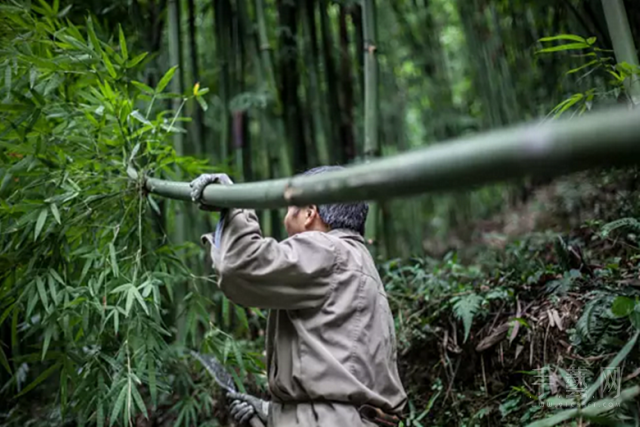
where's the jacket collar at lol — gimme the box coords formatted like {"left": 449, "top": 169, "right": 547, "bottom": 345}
{"left": 328, "top": 228, "right": 365, "bottom": 243}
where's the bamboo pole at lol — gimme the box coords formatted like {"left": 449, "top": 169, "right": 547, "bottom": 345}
{"left": 601, "top": 0, "right": 640, "bottom": 105}
{"left": 186, "top": 0, "right": 204, "bottom": 156}
{"left": 142, "top": 107, "right": 640, "bottom": 209}
{"left": 362, "top": 0, "right": 381, "bottom": 251}
{"left": 167, "top": 0, "right": 187, "bottom": 345}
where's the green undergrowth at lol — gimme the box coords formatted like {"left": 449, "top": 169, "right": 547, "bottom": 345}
{"left": 383, "top": 169, "right": 640, "bottom": 426}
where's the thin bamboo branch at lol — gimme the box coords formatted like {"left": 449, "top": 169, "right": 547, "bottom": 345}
{"left": 144, "top": 107, "right": 640, "bottom": 209}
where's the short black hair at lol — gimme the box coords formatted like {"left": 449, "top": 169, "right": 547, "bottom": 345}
{"left": 301, "top": 165, "right": 369, "bottom": 236}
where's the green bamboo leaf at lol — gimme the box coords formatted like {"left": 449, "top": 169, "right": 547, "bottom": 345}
{"left": 537, "top": 43, "right": 590, "bottom": 53}
{"left": 233, "top": 341, "right": 247, "bottom": 378}
{"left": 47, "top": 274, "right": 59, "bottom": 306}
{"left": 125, "top": 290, "right": 134, "bottom": 317}
{"left": 222, "top": 297, "right": 230, "bottom": 329}
{"left": 551, "top": 94, "right": 583, "bottom": 117}
{"left": 131, "top": 384, "right": 148, "bottom": 418}
{"left": 109, "top": 243, "right": 119, "bottom": 278}
{"left": 26, "top": 286, "right": 38, "bottom": 319}
{"left": 111, "top": 284, "right": 132, "bottom": 294}
{"left": 42, "top": 326, "right": 53, "bottom": 360}
{"left": 79, "top": 258, "right": 93, "bottom": 284}
{"left": 118, "top": 25, "right": 128, "bottom": 60}
{"left": 102, "top": 51, "right": 117, "bottom": 78}
{"left": 49, "top": 203, "right": 61, "bottom": 224}
{"left": 147, "top": 196, "right": 161, "bottom": 215}
{"left": 196, "top": 95, "right": 208, "bottom": 112}
{"left": 0, "top": 346, "right": 11, "bottom": 374}
{"left": 60, "top": 363, "right": 67, "bottom": 411}
{"left": 114, "top": 310, "right": 119, "bottom": 335}
{"left": 109, "top": 386, "right": 127, "bottom": 427}
{"left": 539, "top": 34, "right": 587, "bottom": 43}
{"left": 11, "top": 309, "right": 17, "bottom": 352}
{"left": 131, "top": 81, "right": 154, "bottom": 95}
{"left": 36, "top": 276, "right": 50, "bottom": 312}
{"left": 97, "top": 399, "right": 104, "bottom": 427}
{"left": 582, "top": 331, "right": 639, "bottom": 403}
{"left": 37, "top": 0, "right": 53, "bottom": 14}
{"left": 132, "top": 287, "right": 149, "bottom": 315}
{"left": 156, "top": 65, "right": 178, "bottom": 93}
{"left": 148, "top": 358, "right": 157, "bottom": 408}
{"left": 49, "top": 269, "right": 64, "bottom": 285}
{"left": 127, "top": 52, "right": 148, "bottom": 68}
{"left": 131, "top": 110, "right": 151, "bottom": 126}
{"left": 608, "top": 70, "right": 624, "bottom": 82}
{"left": 235, "top": 305, "right": 249, "bottom": 332}
{"left": 566, "top": 60, "right": 600, "bottom": 75}
{"left": 587, "top": 37, "right": 597, "bottom": 45}
{"left": 15, "top": 362, "right": 61, "bottom": 397}
{"left": 35, "top": 208, "right": 48, "bottom": 240}
{"left": 86, "top": 16, "right": 103, "bottom": 54}
{"left": 58, "top": 3, "right": 72, "bottom": 17}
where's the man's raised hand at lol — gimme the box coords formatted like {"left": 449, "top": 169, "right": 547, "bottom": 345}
{"left": 189, "top": 173, "right": 234, "bottom": 211}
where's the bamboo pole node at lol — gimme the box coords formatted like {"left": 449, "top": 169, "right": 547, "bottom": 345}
{"left": 283, "top": 182, "right": 302, "bottom": 203}
{"left": 259, "top": 44, "right": 272, "bottom": 52}
{"left": 364, "top": 41, "right": 377, "bottom": 54}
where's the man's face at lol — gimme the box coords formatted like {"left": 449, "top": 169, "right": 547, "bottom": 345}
{"left": 284, "top": 205, "right": 328, "bottom": 237}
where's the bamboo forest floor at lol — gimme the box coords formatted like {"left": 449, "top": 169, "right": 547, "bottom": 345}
{"left": 388, "top": 167, "right": 640, "bottom": 426}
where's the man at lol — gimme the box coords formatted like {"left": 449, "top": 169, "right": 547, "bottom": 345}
{"left": 190, "top": 166, "right": 407, "bottom": 427}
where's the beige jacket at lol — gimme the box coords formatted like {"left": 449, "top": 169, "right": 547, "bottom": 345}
{"left": 203, "top": 209, "right": 407, "bottom": 427}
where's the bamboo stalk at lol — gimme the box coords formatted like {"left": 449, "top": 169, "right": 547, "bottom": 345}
{"left": 319, "top": 0, "right": 341, "bottom": 164}
{"left": 213, "top": 0, "right": 231, "bottom": 163}
{"left": 187, "top": 0, "right": 204, "bottom": 156}
{"left": 339, "top": 4, "right": 356, "bottom": 162}
{"left": 362, "top": 0, "right": 380, "bottom": 251}
{"left": 277, "top": 1, "right": 308, "bottom": 173}
{"left": 601, "top": 0, "right": 640, "bottom": 105}
{"left": 302, "top": 0, "right": 330, "bottom": 165}
{"left": 167, "top": 0, "right": 187, "bottom": 345}
{"left": 143, "top": 107, "right": 640, "bottom": 209}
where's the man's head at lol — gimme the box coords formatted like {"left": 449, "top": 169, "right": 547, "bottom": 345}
{"left": 283, "top": 166, "right": 369, "bottom": 237}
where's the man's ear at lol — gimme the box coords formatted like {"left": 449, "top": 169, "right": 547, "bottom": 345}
{"left": 304, "top": 205, "right": 318, "bottom": 224}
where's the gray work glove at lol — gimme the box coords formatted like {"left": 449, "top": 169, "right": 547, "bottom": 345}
{"left": 189, "top": 173, "right": 234, "bottom": 212}
{"left": 227, "top": 392, "right": 270, "bottom": 425}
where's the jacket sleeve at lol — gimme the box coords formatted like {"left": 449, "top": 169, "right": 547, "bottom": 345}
{"left": 201, "top": 208, "right": 336, "bottom": 310}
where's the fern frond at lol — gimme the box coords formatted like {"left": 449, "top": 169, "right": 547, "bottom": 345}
{"left": 452, "top": 293, "right": 483, "bottom": 343}
{"left": 601, "top": 217, "right": 640, "bottom": 237}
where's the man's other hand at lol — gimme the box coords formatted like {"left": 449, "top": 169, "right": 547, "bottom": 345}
{"left": 227, "top": 392, "right": 269, "bottom": 425}
{"left": 189, "top": 173, "right": 234, "bottom": 211}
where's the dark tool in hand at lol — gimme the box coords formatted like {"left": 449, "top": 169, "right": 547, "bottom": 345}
{"left": 190, "top": 350, "right": 266, "bottom": 427}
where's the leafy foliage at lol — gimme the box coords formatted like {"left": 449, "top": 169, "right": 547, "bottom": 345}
{"left": 538, "top": 33, "right": 640, "bottom": 118}
{"left": 451, "top": 293, "right": 483, "bottom": 343}
{"left": 0, "top": 5, "right": 261, "bottom": 426}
